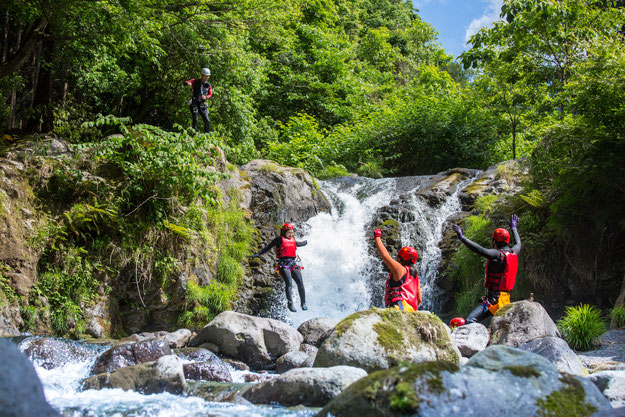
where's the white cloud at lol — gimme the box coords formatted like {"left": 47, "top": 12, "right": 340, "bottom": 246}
{"left": 464, "top": 0, "right": 503, "bottom": 43}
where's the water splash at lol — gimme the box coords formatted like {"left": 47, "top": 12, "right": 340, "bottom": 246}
{"left": 281, "top": 174, "right": 476, "bottom": 327}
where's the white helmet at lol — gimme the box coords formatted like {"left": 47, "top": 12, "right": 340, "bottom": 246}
{"left": 201, "top": 67, "right": 211, "bottom": 76}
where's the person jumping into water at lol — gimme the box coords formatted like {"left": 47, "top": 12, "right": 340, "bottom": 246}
{"left": 253, "top": 223, "right": 308, "bottom": 312}
{"left": 452, "top": 214, "right": 521, "bottom": 324}
{"left": 373, "top": 228, "right": 421, "bottom": 311}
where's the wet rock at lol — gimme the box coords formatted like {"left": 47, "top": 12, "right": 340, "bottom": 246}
{"left": 22, "top": 337, "right": 95, "bottom": 370}
{"left": 488, "top": 300, "right": 559, "bottom": 347}
{"left": 223, "top": 358, "right": 250, "bottom": 371}
{"left": 587, "top": 370, "right": 625, "bottom": 408}
{"left": 0, "top": 339, "right": 61, "bottom": 417}
{"left": 183, "top": 361, "right": 232, "bottom": 382}
{"left": 451, "top": 323, "right": 489, "bottom": 358}
{"left": 175, "top": 347, "right": 220, "bottom": 362}
{"left": 185, "top": 380, "right": 253, "bottom": 403}
{"left": 578, "top": 330, "right": 625, "bottom": 373}
{"left": 319, "top": 345, "right": 610, "bottom": 417}
{"left": 297, "top": 317, "right": 341, "bottom": 347}
{"left": 243, "top": 366, "right": 367, "bottom": 407}
{"left": 518, "top": 336, "right": 587, "bottom": 376}
{"left": 83, "top": 354, "right": 186, "bottom": 395}
{"left": 276, "top": 350, "right": 315, "bottom": 374}
{"left": 314, "top": 309, "right": 460, "bottom": 372}
{"left": 91, "top": 339, "right": 172, "bottom": 375}
{"left": 188, "top": 311, "right": 303, "bottom": 369}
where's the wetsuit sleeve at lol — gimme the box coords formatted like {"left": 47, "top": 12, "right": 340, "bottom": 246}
{"left": 296, "top": 240, "right": 307, "bottom": 247}
{"left": 206, "top": 84, "right": 213, "bottom": 99}
{"left": 184, "top": 79, "right": 195, "bottom": 86}
{"left": 257, "top": 236, "right": 282, "bottom": 256}
{"left": 511, "top": 228, "right": 521, "bottom": 254}
{"left": 459, "top": 235, "right": 500, "bottom": 260}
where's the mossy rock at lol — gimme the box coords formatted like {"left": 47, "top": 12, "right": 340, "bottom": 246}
{"left": 314, "top": 308, "right": 460, "bottom": 372}
{"left": 318, "top": 346, "right": 610, "bottom": 417}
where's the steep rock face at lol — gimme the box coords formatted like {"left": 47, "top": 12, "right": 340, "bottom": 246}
{"left": 235, "top": 159, "right": 331, "bottom": 316}
{"left": 0, "top": 157, "right": 45, "bottom": 335}
{"left": 314, "top": 309, "right": 460, "bottom": 372}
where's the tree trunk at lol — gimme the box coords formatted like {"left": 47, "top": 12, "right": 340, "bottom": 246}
{"left": 0, "top": 19, "right": 48, "bottom": 79}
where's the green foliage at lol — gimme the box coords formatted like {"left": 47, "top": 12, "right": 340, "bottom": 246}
{"left": 557, "top": 304, "right": 606, "bottom": 351}
{"left": 356, "top": 161, "right": 383, "bottom": 179}
{"left": 474, "top": 195, "right": 499, "bottom": 215}
{"left": 317, "top": 163, "right": 349, "bottom": 179}
{"left": 610, "top": 306, "right": 625, "bottom": 329}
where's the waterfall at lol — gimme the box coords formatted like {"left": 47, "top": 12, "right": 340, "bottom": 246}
{"left": 279, "top": 174, "right": 476, "bottom": 327}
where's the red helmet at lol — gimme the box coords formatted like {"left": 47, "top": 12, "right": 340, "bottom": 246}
{"left": 492, "top": 228, "right": 510, "bottom": 243}
{"left": 449, "top": 317, "right": 465, "bottom": 329}
{"left": 282, "top": 223, "right": 295, "bottom": 231}
{"left": 398, "top": 246, "right": 418, "bottom": 264}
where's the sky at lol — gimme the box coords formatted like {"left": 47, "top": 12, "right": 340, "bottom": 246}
{"left": 414, "top": 0, "right": 504, "bottom": 58}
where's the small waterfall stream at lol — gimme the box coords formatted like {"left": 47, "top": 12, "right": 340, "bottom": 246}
{"left": 278, "top": 174, "right": 476, "bottom": 327}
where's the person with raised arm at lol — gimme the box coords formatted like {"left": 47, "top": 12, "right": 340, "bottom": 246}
{"left": 451, "top": 214, "right": 521, "bottom": 324}
{"left": 373, "top": 228, "right": 421, "bottom": 311}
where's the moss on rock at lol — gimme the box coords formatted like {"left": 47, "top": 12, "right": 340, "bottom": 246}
{"left": 536, "top": 375, "right": 597, "bottom": 417}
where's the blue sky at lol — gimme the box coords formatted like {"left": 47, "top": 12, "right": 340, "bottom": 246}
{"left": 414, "top": 0, "right": 503, "bottom": 58}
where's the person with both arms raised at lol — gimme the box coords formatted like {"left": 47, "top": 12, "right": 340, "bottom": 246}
{"left": 253, "top": 223, "right": 308, "bottom": 312}
{"left": 373, "top": 228, "right": 422, "bottom": 311}
{"left": 452, "top": 214, "right": 521, "bottom": 324}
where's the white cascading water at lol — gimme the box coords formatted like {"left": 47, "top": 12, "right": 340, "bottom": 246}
{"left": 278, "top": 174, "right": 476, "bottom": 327}
{"left": 20, "top": 337, "right": 315, "bottom": 417}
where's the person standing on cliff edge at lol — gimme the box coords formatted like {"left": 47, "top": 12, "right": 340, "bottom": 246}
{"left": 184, "top": 68, "right": 212, "bottom": 133}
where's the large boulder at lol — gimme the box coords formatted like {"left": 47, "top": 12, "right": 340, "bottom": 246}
{"left": 578, "top": 330, "right": 625, "bottom": 373}
{"left": 450, "top": 323, "right": 489, "bottom": 357}
{"left": 91, "top": 339, "right": 172, "bottom": 375}
{"left": 188, "top": 311, "right": 303, "bottom": 369}
{"left": 587, "top": 370, "right": 625, "bottom": 408}
{"left": 243, "top": 366, "right": 367, "bottom": 407}
{"left": 488, "top": 300, "right": 559, "bottom": 347}
{"left": 298, "top": 317, "right": 341, "bottom": 347}
{"left": 83, "top": 354, "right": 186, "bottom": 395}
{"left": 318, "top": 345, "right": 611, "bottom": 417}
{"left": 518, "top": 336, "right": 588, "bottom": 376}
{"left": 0, "top": 339, "right": 61, "bottom": 417}
{"left": 314, "top": 309, "right": 460, "bottom": 373}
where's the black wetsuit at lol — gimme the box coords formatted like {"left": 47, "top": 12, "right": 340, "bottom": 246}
{"left": 459, "top": 228, "right": 521, "bottom": 324}
{"left": 257, "top": 236, "right": 308, "bottom": 308}
{"left": 185, "top": 79, "right": 212, "bottom": 133}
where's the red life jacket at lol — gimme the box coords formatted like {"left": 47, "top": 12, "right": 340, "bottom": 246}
{"left": 385, "top": 266, "right": 420, "bottom": 311}
{"left": 276, "top": 236, "right": 297, "bottom": 258}
{"left": 484, "top": 249, "right": 518, "bottom": 292}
